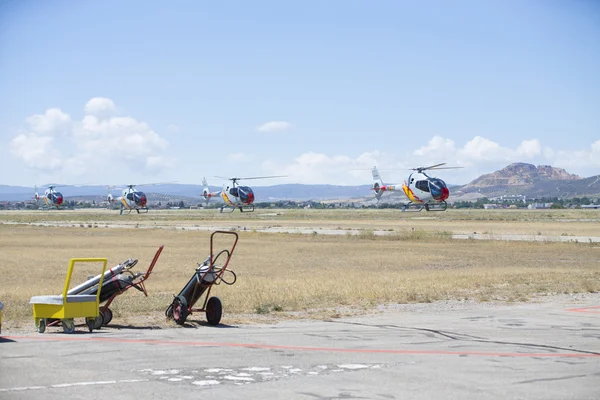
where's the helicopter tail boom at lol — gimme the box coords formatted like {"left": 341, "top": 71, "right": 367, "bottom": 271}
{"left": 371, "top": 167, "right": 400, "bottom": 200}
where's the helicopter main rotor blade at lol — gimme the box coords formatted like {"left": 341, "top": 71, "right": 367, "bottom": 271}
{"left": 237, "top": 175, "right": 288, "bottom": 180}
{"left": 426, "top": 166, "right": 464, "bottom": 170}
{"left": 215, "top": 175, "right": 287, "bottom": 181}
{"left": 412, "top": 163, "right": 447, "bottom": 171}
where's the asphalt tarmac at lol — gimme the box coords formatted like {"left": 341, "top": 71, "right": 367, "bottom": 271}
{"left": 1, "top": 295, "right": 599, "bottom": 400}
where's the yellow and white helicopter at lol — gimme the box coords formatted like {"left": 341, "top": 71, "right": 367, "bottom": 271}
{"left": 372, "top": 163, "right": 462, "bottom": 211}
{"left": 106, "top": 182, "right": 178, "bottom": 214}
{"left": 106, "top": 184, "right": 150, "bottom": 215}
{"left": 34, "top": 185, "right": 65, "bottom": 209}
{"left": 202, "top": 175, "right": 286, "bottom": 213}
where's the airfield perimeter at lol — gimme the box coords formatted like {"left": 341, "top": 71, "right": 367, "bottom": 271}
{"left": 1, "top": 208, "right": 599, "bottom": 398}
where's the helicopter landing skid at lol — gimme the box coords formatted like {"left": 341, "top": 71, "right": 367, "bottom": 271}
{"left": 120, "top": 207, "right": 149, "bottom": 215}
{"left": 219, "top": 205, "right": 255, "bottom": 213}
{"left": 401, "top": 201, "right": 448, "bottom": 212}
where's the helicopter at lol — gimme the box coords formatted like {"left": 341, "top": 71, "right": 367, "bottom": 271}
{"left": 34, "top": 185, "right": 65, "bottom": 209}
{"left": 202, "top": 175, "right": 286, "bottom": 213}
{"left": 106, "top": 184, "right": 149, "bottom": 215}
{"left": 371, "top": 163, "right": 462, "bottom": 211}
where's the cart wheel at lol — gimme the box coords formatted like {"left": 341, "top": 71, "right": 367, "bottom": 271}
{"left": 86, "top": 317, "right": 95, "bottom": 333}
{"left": 102, "top": 307, "right": 113, "bottom": 326}
{"left": 36, "top": 318, "right": 46, "bottom": 334}
{"left": 62, "top": 319, "right": 75, "bottom": 334}
{"left": 93, "top": 312, "right": 104, "bottom": 330}
{"left": 206, "top": 296, "right": 222, "bottom": 326}
{"left": 172, "top": 296, "right": 188, "bottom": 325}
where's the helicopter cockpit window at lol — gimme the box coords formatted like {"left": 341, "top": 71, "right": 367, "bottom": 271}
{"left": 50, "top": 193, "right": 63, "bottom": 203}
{"left": 429, "top": 178, "right": 447, "bottom": 200}
{"left": 133, "top": 192, "right": 147, "bottom": 206}
{"left": 415, "top": 180, "right": 430, "bottom": 192}
{"left": 238, "top": 186, "right": 254, "bottom": 204}
{"left": 229, "top": 187, "right": 239, "bottom": 197}
{"left": 127, "top": 192, "right": 134, "bottom": 201}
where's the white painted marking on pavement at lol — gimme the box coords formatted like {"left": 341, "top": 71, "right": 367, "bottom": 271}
{"left": 0, "top": 379, "right": 149, "bottom": 392}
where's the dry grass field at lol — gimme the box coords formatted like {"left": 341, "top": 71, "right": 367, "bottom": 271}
{"left": 1, "top": 208, "right": 598, "bottom": 330}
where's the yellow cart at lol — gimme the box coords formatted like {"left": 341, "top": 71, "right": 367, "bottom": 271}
{"left": 30, "top": 258, "right": 108, "bottom": 334}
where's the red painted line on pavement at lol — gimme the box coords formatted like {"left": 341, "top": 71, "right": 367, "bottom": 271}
{"left": 2, "top": 335, "right": 598, "bottom": 358}
{"left": 566, "top": 306, "right": 600, "bottom": 315}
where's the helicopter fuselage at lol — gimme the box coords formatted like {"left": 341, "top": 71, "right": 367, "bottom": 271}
{"left": 120, "top": 188, "right": 148, "bottom": 210}
{"left": 35, "top": 187, "right": 64, "bottom": 208}
{"left": 221, "top": 185, "right": 255, "bottom": 207}
{"left": 371, "top": 166, "right": 452, "bottom": 211}
{"left": 402, "top": 172, "right": 450, "bottom": 203}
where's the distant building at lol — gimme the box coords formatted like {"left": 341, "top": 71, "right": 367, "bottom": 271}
{"left": 528, "top": 203, "right": 552, "bottom": 209}
{"left": 581, "top": 204, "right": 600, "bottom": 209}
{"left": 499, "top": 194, "right": 526, "bottom": 202}
{"left": 483, "top": 204, "right": 499, "bottom": 209}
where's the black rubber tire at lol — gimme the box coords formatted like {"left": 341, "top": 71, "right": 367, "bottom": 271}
{"left": 102, "top": 307, "right": 113, "bottom": 326}
{"left": 62, "top": 319, "right": 75, "bottom": 334}
{"left": 37, "top": 319, "right": 46, "bottom": 334}
{"left": 93, "top": 311, "right": 104, "bottom": 329}
{"left": 206, "top": 296, "right": 222, "bottom": 326}
{"left": 173, "top": 296, "right": 188, "bottom": 325}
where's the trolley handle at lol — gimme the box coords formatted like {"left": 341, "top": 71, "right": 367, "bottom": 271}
{"left": 196, "top": 256, "right": 211, "bottom": 271}
{"left": 123, "top": 258, "right": 138, "bottom": 270}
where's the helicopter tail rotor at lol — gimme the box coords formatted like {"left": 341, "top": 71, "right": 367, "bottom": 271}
{"left": 371, "top": 167, "right": 386, "bottom": 201}
{"left": 201, "top": 177, "right": 213, "bottom": 205}
{"left": 106, "top": 185, "right": 115, "bottom": 202}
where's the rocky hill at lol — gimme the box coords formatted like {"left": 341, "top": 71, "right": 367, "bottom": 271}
{"left": 455, "top": 163, "right": 598, "bottom": 199}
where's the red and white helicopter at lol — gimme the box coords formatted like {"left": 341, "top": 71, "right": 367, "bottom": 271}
{"left": 372, "top": 163, "right": 462, "bottom": 211}
{"left": 106, "top": 184, "right": 150, "bottom": 215}
{"left": 34, "top": 185, "right": 65, "bottom": 209}
{"left": 202, "top": 175, "right": 286, "bottom": 213}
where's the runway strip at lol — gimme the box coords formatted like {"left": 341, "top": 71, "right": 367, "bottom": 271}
{"left": 3, "top": 335, "right": 599, "bottom": 358}
{"left": 2, "top": 220, "right": 600, "bottom": 242}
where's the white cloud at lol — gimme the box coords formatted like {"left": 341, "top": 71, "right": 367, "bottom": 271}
{"left": 10, "top": 133, "right": 62, "bottom": 170}
{"left": 413, "top": 136, "right": 456, "bottom": 156}
{"left": 84, "top": 97, "right": 116, "bottom": 118}
{"left": 167, "top": 124, "right": 179, "bottom": 133}
{"left": 9, "top": 98, "right": 171, "bottom": 181}
{"left": 257, "top": 121, "right": 291, "bottom": 132}
{"left": 145, "top": 156, "right": 173, "bottom": 172}
{"left": 75, "top": 116, "right": 167, "bottom": 159}
{"left": 516, "top": 139, "right": 542, "bottom": 158}
{"left": 551, "top": 140, "right": 600, "bottom": 171}
{"left": 261, "top": 151, "right": 387, "bottom": 185}
{"left": 26, "top": 108, "right": 71, "bottom": 134}
{"left": 458, "top": 136, "right": 509, "bottom": 161}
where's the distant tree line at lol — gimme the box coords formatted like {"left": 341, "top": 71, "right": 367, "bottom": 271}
{"left": 1, "top": 196, "right": 598, "bottom": 210}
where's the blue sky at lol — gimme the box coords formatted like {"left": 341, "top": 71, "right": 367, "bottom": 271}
{"left": 1, "top": 0, "right": 598, "bottom": 187}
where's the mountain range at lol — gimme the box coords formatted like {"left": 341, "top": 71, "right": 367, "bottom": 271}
{"left": 1, "top": 163, "right": 599, "bottom": 203}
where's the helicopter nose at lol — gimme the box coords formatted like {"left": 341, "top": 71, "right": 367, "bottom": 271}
{"left": 440, "top": 187, "right": 449, "bottom": 201}
{"left": 56, "top": 195, "right": 63, "bottom": 205}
